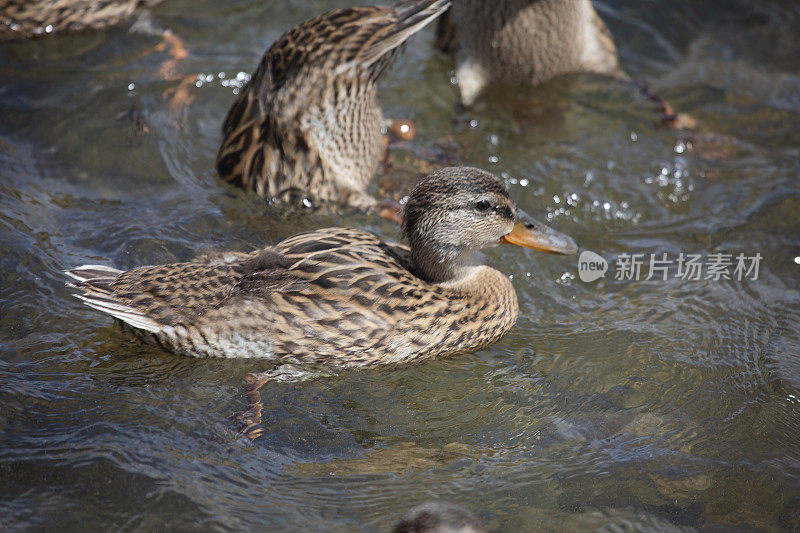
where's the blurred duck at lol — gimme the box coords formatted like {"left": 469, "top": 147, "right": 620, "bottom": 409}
{"left": 394, "top": 501, "right": 486, "bottom": 533}
{"left": 0, "top": 0, "right": 165, "bottom": 39}
{"left": 66, "top": 167, "right": 577, "bottom": 364}
{"left": 436, "top": 0, "right": 695, "bottom": 127}
{"left": 0, "top": 0, "right": 193, "bottom": 123}
{"left": 436, "top": 0, "right": 625, "bottom": 106}
{"left": 216, "top": 0, "right": 451, "bottom": 215}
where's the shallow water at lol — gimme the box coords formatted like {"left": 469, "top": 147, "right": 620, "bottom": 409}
{"left": 1, "top": 0, "right": 799, "bottom": 530}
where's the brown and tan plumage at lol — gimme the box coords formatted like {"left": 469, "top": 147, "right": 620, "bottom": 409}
{"left": 0, "top": 0, "right": 164, "bottom": 39}
{"left": 435, "top": 0, "right": 626, "bottom": 106}
{"left": 67, "top": 167, "right": 577, "bottom": 366}
{"left": 216, "top": 0, "right": 452, "bottom": 212}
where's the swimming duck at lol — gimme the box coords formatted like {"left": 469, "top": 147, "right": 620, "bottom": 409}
{"left": 216, "top": 0, "right": 451, "bottom": 215}
{"left": 0, "top": 0, "right": 165, "bottom": 39}
{"left": 437, "top": 0, "right": 696, "bottom": 128}
{"left": 66, "top": 167, "right": 577, "bottom": 364}
{"left": 436, "top": 0, "right": 625, "bottom": 106}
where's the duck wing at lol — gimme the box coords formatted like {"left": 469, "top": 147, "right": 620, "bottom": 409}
{"left": 66, "top": 249, "right": 307, "bottom": 333}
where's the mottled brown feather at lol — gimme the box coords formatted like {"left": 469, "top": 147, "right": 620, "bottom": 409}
{"left": 216, "top": 0, "right": 451, "bottom": 211}
{"left": 67, "top": 168, "right": 544, "bottom": 365}
{"left": 0, "top": 0, "right": 164, "bottom": 39}
{"left": 435, "top": 0, "right": 626, "bottom": 105}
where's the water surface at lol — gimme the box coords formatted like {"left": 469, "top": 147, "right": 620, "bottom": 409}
{"left": 1, "top": 0, "right": 799, "bottom": 530}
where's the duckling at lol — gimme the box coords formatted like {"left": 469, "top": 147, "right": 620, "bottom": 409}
{"left": 436, "top": 0, "right": 625, "bottom": 107}
{"left": 216, "top": 0, "right": 452, "bottom": 215}
{"left": 66, "top": 167, "right": 577, "bottom": 364}
{"left": 0, "top": 0, "right": 164, "bottom": 39}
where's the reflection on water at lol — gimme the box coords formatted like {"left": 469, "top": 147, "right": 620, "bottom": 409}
{"left": 1, "top": 0, "right": 800, "bottom": 530}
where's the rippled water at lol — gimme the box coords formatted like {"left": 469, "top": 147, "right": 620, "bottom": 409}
{"left": 2, "top": 0, "right": 800, "bottom": 530}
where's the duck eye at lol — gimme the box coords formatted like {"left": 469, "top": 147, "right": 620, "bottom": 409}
{"left": 475, "top": 200, "right": 492, "bottom": 212}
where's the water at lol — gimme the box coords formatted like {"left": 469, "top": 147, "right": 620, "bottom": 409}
{"left": 2, "top": 0, "right": 799, "bottom": 530}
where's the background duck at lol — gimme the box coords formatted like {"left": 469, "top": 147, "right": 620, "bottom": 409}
{"left": 216, "top": 0, "right": 451, "bottom": 217}
{"left": 1, "top": 0, "right": 194, "bottom": 123}
{"left": 0, "top": 0, "right": 164, "bottom": 39}
{"left": 66, "top": 167, "right": 577, "bottom": 365}
{"left": 436, "top": 0, "right": 625, "bottom": 107}
{"left": 436, "top": 0, "right": 695, "bottom": 127}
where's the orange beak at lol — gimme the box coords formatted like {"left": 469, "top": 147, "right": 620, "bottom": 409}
{"left": 499, "top": 211, "right": 578, "bottom": 255}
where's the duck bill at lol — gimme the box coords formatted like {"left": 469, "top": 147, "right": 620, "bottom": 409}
{"left": 499, "top": 212, "right": 578, "bottom": 255}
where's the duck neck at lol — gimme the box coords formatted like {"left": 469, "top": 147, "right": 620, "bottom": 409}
{"left": 410, "top": 244, "right": 486, "bottom": 285}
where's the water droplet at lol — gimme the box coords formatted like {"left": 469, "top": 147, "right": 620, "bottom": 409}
{"left": 553, "top": 194, "right": 560, "bottom": 204}
{"left": 45, "top": 24, "right": 53, "bottom": 33}
{"left": 469, "top": 119, "right": 478, "bottom": 129}
{"left": 630, "top": 132, "right": 638, "bottom": 142}
{"left": 127, "top": 83, "right": 135, "bottom": 91}
{"left": 794, "top": 256, "right": 800, "bottom": 265}
{"left": 519, "top": 178, "right": 529, "bottom": 187}
{"left": 488, "top": 155, "right": 499, "bottom": 163}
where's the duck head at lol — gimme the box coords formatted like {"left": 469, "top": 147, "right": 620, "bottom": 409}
{"left": 402, "top": 167, "right": 578, "bottom": 283}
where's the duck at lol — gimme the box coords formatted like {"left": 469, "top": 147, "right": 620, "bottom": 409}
{"left": 435, "top": 0, "right": 625, "bottom": 107}
{"left": 436, "top": 0, "right": 696, "bottom": 128}
{"left": 1, "top": 0, "right": 194, "bottom": 123}
{"left": 216, "top": 0, "right": 452, "bottom": 216}
{"left": 0, "top": 0, "right": 165, "bottom": 39}
{"left": 66, "top": 167, "right": 577, "bottom": 365}
{"left": 393, "top": 501, "right": 486, "bottom": 533}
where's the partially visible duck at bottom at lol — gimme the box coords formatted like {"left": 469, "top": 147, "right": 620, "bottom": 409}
{"left": 394, "top": 501, "right": 486, "bottom": 533}
{"left": 66, "top": 167, "right": 577, "bottom": 370}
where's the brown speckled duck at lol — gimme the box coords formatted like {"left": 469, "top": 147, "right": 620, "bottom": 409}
{"left": 66, "top": 167, "right": 577, "bottom": 365}
{"left": 0, "top": 0, "right": 165, "bottom": 39}
{"left": 436, "top": 0, "right": 625, "bottom": 106}
{"left": 216, "top": 0, "right": 451, "bottom": 213}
